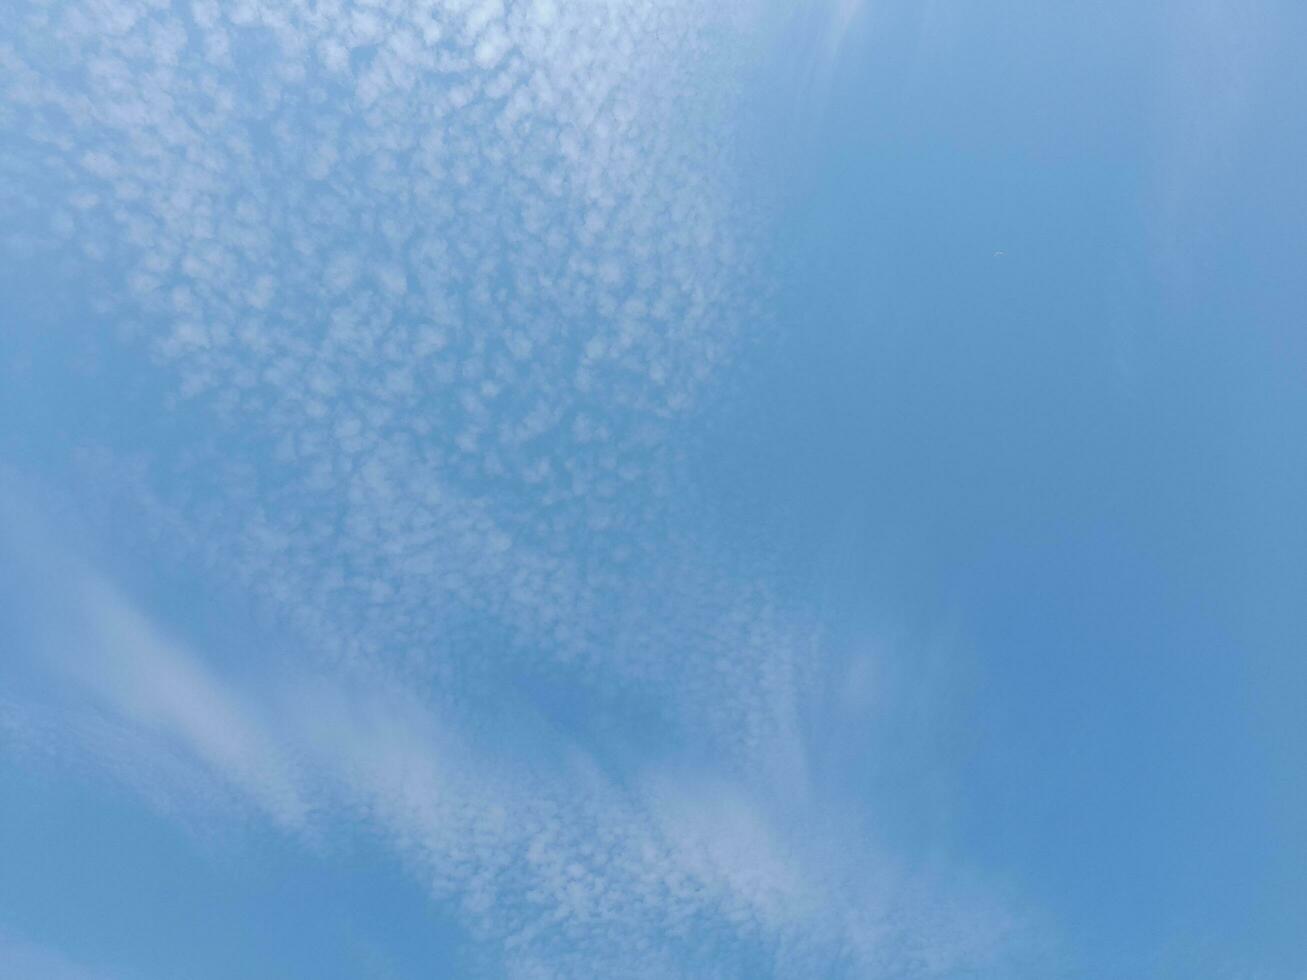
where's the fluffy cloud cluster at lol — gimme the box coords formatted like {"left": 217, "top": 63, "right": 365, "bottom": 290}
{"left": 7, "top": 0, "right": 768, "bottom": 682}
{"left": 1, "top": 0, "right": 1032, "bottom": 973}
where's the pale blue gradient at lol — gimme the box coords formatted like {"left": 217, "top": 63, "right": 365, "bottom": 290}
{"left": 2, "top": 2, "right": 1304, "bottom": 977}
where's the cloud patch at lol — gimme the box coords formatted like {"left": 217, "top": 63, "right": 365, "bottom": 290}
{"left": 0, "top": 0, "right": 1039, "bottom": 971}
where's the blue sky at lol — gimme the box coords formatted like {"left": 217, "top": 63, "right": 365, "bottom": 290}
{"left": 2, "top": 1, "right": 1304, "bottom": 976}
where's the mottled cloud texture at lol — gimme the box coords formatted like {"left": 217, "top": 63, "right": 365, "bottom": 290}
{"left": 0, "top": 0, "right": 1032, "bottom": 974}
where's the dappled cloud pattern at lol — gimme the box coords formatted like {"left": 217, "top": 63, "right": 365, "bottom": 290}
{"left": 1, "top": 0, "right": 1030, "bottom": 974}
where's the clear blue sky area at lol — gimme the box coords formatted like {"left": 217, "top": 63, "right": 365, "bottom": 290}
{"left": 3, "top": 2, "right": 1304, "bottom": 977}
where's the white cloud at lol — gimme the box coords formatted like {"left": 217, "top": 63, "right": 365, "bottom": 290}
{"left": 0, "top": 0, "right": 1037, "bottom": 968}
{"left": 0, "top": 931, "right": 121, "bottom": 980}
{"left": 0, "top": 494, "right": 308, "bottom": 830}
{"left": 1, "top": 485, "right": 1030, "bottom": 974}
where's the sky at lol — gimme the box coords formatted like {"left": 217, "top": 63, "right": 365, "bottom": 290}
{"left": 1, "top": 1, "right": 1305, "bottom": 977}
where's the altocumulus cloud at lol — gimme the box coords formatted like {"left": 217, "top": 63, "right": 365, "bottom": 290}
{"left": 0, "top": 0, "right": 1037, "bottom": 974}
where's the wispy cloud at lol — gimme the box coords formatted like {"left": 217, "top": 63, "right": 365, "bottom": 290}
{"left": 0, "top": 0, "right": 1035, "bottom": 969}
{"left": 1147, "top": 0, "right": 1287, "bottom": 290}
{"left": 0, "top": 930, "right": 121, "bottom": 980}
{"left": 1, "top": 485, "right": 1029, "bottom": 975}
